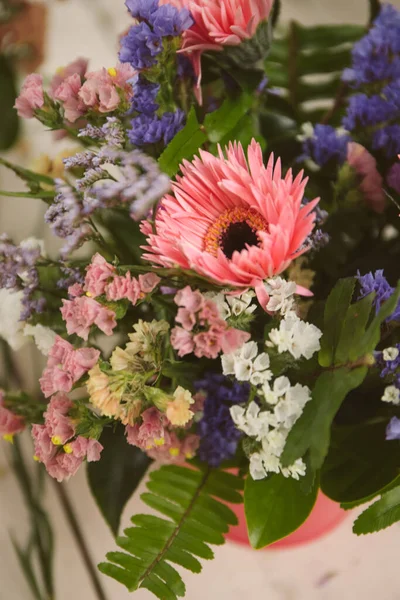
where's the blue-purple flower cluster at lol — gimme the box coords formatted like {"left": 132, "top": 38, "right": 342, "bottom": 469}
{"left": 302, "top": 125, "right": 350, "bottom": 168}
{"left": 120, "top": 0, "right": 191, "bottom": 147}
{"left": 357, "top": 270, "right": 400, "bottom": 322}
{"left": 342, "top": 4, "right": 400, "bottom": 159}
{"left": 0, "top": 235, "right": 45, "bottom": 320}
{"left": 195, "top": 373, "right": 250, "bottom": 467}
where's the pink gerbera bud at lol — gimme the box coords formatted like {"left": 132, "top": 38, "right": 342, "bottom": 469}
{"left": 84, "top": 253, "right": 115, "bottom": 298}
{"left": 14, "top": 74, "right": 44, "bottom": 118}
{"left": 143, "top": 141, "right": 318, "bottom": 304}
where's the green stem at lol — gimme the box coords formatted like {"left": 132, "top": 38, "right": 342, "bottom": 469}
{"left": 51, "top": 482, "right": 109, "bottom": 600}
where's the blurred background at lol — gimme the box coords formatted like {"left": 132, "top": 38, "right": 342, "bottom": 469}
{"left": 1, "top": 0, "right": 400, "bottom": 598}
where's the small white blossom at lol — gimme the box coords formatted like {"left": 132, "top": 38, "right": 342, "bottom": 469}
{"left": 262, "top": 376, "right": 291, "bottom": 405}
{"left": 296, "top": 122, "right": 314, "bottom": 142}
{"left": 383, "top": 347, "right": 400, "bottom": 362}
{"left": 206, "top": 290, "right": 257, "bottom": 320}
{"left": 382, "top": 385, "right": 400, "bottom": 405}
{"left": 230, "top": 402, "right": 272, "bottom": 440}
{"left": 265, "top": 277, "right": 296, "bottom": 315}
{"left": 23, "top": 324, "right": 56, "bottom": 356}
{"left": 268, "top": 312, "right": 322, "bottom": 360}
{"left": 0, "top": 289, "right": 26, "bottom": 351}
{"left": 249, "top": 453, "right": 268, "bottom": 480}
{"left": 222, "top": 342, "right": 272, "bottom": 384}
{"left": 281, "top": 458, "right": 307, "bottom": 480}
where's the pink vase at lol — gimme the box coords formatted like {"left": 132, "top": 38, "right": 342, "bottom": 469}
{"left": 226, "top": 491, "right": 348, "bottom": 548}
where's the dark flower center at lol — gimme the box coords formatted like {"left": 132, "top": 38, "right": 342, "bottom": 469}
{"left": 220, "top": 221, "right": 260, "bottom": 259}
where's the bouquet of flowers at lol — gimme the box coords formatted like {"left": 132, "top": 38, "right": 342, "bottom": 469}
{"left": 1, "top": 0, "right": 400, "bottom": 597}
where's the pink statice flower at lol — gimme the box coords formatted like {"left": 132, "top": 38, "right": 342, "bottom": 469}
{"left": 61, "top": 296, "right": 117, "bottom": 340}
{"left": 14, "top": 74, "right": 44, "bottom": 118}
{"left": 171, "top": 287, "right": 250, "bottom": 358}
{"left": 347, "top": 142, "right": 385, "bottom": 214}
{"left": 43, "top": 393, "right": 75, "bottom": 445}
{"left": 84, "top": 253, "right": 115, "bottom": 298}
{"left": 68, "top": 283, "right": 84, "bottom": 298}
{"left": 105, "top": 271, "right": 141, "bottom": 304}
{"left": 160, "top": 0, "right": 274, "bottom": 100}
{"left": 79, "top": 64, "right": 135, "bottom": 113}
{"left": 146, "top": 432, "right": 200, "bottom": 463}
{"left": 49, "top": 57, "right": 88, "bottom": 97}
{"left": 53, "top": 73, "right": 85, "bottom": 123}
{"left": 125, "top": 407, "right": 168, "bottom": 450}
{"left": 142, "top": 141, "right": 318, "bottom": 307}
{"left": 40, "top": 336, "right": 99, "bottom": 397}
{"left": 0, "top": 391, "right": 25, "bottom": 438}
{"left": 138, "top": 273, "right": 161, "bottom": 294}
{"left": 32, "top": 422, "right": 103, "bottom": 483}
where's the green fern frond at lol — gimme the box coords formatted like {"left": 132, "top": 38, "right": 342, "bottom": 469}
{"left": 99, "top": 464, "right": 243, "bottom": 599}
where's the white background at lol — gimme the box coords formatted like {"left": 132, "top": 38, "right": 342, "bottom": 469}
{"left": 1, "top": 1, "right": 400, "bottom": 598}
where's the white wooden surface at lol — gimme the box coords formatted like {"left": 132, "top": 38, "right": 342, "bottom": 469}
{"left": 1, "top": 1, "right": 400, "bottom": 598}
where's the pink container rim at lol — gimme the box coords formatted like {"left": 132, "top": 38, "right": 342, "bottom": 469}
{"left": 225, "top": 491, "right": 348, "bottom": 549}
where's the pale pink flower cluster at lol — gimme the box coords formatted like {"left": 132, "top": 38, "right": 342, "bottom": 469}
{"left": 14, "top": 73, "right": 44, "bottom": 118}
{"left": 61, "top": 296, "right": 117, "bottom": 340}
{"left": 347, "top": 142, "right": 385, "bottom": 214}
{"left": 40, "top": 336, "right": 100, "bottom": 398}
{"left": 170, "top": 286, "right": 250, "bottom": 358}
{"left": 84, "top": 253, "right": 116, "bottom": 297}
{"left": 106, "top": 272, "right": 160, "bottom": 303}
{"left": 32, "top": 393, "right": 102, "bottom": 482}
{"left": 15, "top": 59, "right": 135, "bottom": 123}
{"left": 125, "top": 407, "right": 199, "bottom": 463}
{"left": 0, "top": 390, "right": 25, "bottom": 438}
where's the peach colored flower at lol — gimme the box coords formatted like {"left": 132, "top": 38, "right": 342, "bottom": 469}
{"left": 87, "top": 364, "right": 122, "bottom": 417}
{"left": 142, "top": 140, "right": 318, "bottom": 306}
{"left": 347, "top": 142, "right": 385, "bottom": 214}
{"left": 166, "top": 386, "right": 194, "bottom": 427}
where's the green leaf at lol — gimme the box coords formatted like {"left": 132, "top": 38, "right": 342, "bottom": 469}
{"left": 99, "top": 464, "right": 243, "bottom": 599}
{"left": 0, "top": 157, "right": 55, "bottom": 186}
{"left": 244, "top": 473, "right": 318, "bottom": 549}
{"left": 294, "top": 23, "right": 365, "bottom": 48}
{"left": 281, "top": 367, "right": 367, "bottom": 470}
{"left": 204, "top": 94, "right": 253, "bottom": 143}
{"left": 319, "top": 278, "right": 356, "bottom": 367}
{"left": 321, "top": 421, "right": 400, "bottom": 504}
{"left": 87, "top": 425, "right": 151, "bottom": 537}
{"left": 340, "top": 476, "right": 400, "bottom": 511}
{"left": 0, "top": 56, "right": 19, "bottom": 150}
{"left": 353, "top": 485, "right": 400, "bottom": 535}
{"left": 158, "top": 107, "right": 207, "bottom": 177}
{"left": 335, "top": 293, "right": 375, "bottom": 364}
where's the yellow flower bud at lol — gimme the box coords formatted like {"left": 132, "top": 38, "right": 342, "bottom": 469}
{"left": 108, "top": 67, "right": 117, "bottom": 77}
{"left": 154, "top": 437, "right": 165, "bottom": 447}
{"left": 169, "top": 447, "right": 180, "bottom": 457}
{"left": 63, "top": 444, "right": 73, "bottom": 454}
{"left": 3, "top": 434, "right": 14, "bottom": 444}
{"left": 33, "top": 455, "right": 40, "bottom": 462}
{"left": 51, "top": 436, "right": 62, "bottom": 446}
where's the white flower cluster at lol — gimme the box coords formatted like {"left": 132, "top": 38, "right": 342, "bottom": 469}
{"left": 230, "top": 377, "right": 311, "bottom": 481}
{"left": 221, "top": 341, "right": 272, "bottom": 385}
{"left": 267, "top": 311, "right": 322, "bottom": 360}
{"left": 210, "top": 290, "right": 257, "bottom": 320}
{"left": 382, "top": 385, "right": 400, "bottom": 405}
{"left": 264, "top": 277, "right": 297, "bottom": 315}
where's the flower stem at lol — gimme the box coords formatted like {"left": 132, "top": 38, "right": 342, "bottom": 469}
{"left": 52, "top": 481, "right": 109, "bottom": 600}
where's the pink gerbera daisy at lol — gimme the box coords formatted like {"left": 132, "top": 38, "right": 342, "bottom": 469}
{"left": 141, "top": 140, "right": 319, "bottom": 306}
{"left": 160, "top": 0, "right": 274, "bottom": 100}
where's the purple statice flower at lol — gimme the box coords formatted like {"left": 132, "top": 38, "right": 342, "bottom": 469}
{"left": 303, "top": 125, "right": 350, "bottom": 167}
{"left": 128, "top": 109, "right": 185, "bottom": 146}
{"left": 373, "top": 125, "right": 400, "bottom": 159}
{"left": 357, "top": 270, "right": 400, "bottom": 322}
{"left": 309, "top": 229, "right": 330, "bottom": 251}
{"left": 383, "top": 80, "right": 400, "bottom": 112}
{"left": 387, "top": 162, "right": 400, "bottom": 194}
{"left": 151, "top": 4, "right": 193, "bottom": 37}
{"left": 0, "top": 235, "right": 46, "bottom": 320}
{"left": 131, "top": 78, "right": 160, "bottom": 115}
{"left": 78, "top": 118, "right": 125, "bottom": 149}
{"left": 195, "top": 373, "right": 250, "bottom": 467}
{"left": 125, "top": 0, "right": 159, "bottom": 20}
{"left": 386, "top": 416, "right": 400, "bottom": 440}
{"left": 119, "top": 22, "right": 163, "bottom": 69}
{"left": 342, "top": 94, "right": 397, "bottom": 131}
{"left": 177, "top": 54, "right": 195, "bottom": 80}
{"left": 343, "top": 4, "right": 400, "bottom": 87}
{"left": 57, "top": 265, "right": 84, "bottom": 290}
